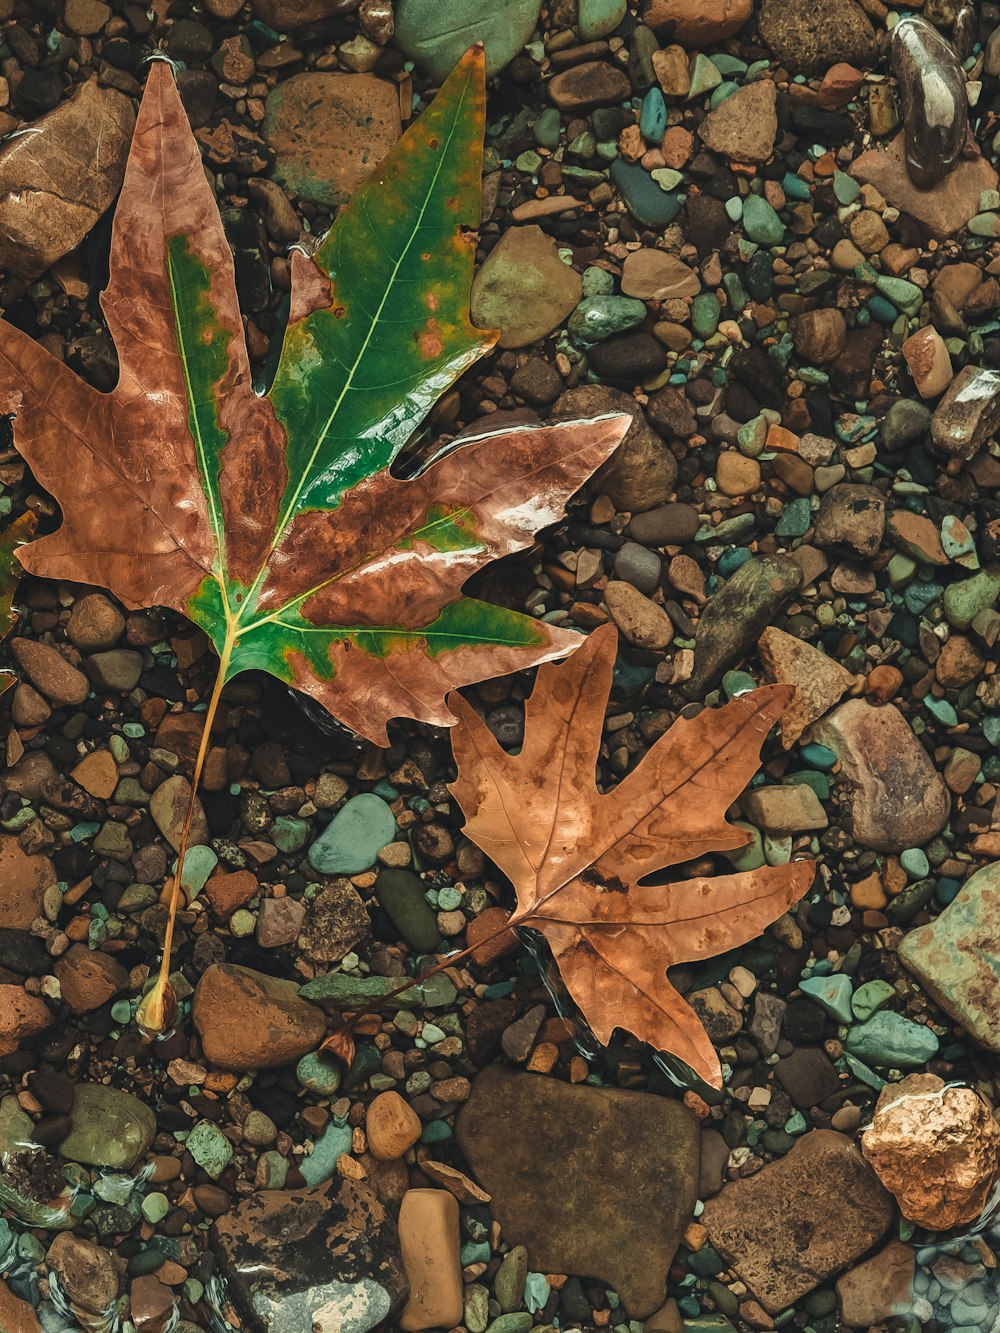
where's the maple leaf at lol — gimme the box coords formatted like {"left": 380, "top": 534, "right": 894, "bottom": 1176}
{"left": 0, "top": 50, "right": 630, "bottom": 747}
{"left": 448, "top": 623, "right": 814, "bottom": 1089}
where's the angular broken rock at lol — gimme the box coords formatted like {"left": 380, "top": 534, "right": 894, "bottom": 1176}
{"left": 455, "top": 1067, "right": 699, "bottom": 1317}
{"left": 210, "top": 1181, "right": 408, "bottom": 1333}
{"left": 193, "top": 964, "right": 326, "bottom": 1070}
{"left": 758, "top": 626, "right": 854, "bottom": 747}
{"left": 701, "top": 1130, "right": 893, "bottom": 1313}
{"left": 930, "top": 364, "right": 1000, "bottom": 461}
{"left": 0, "top": 78, "right": 134, "bottom": 281}
{"left": 697, "top": 80, "right": 777, "bottom": 164}
{"left": 621, "top": 249, "right": 700, "bottom": 301}
{"left": 861, "top": 1073, "right": 1000, "bottom": 1229}
{"left": 835, "top": 1240, "right": 915, "bottom": 1329}
{"left": 899, "top": 860, "right": 1000, "bottom": 1052}
{"left": 850, "top": 133, "right": 998, "bottom": 240}
{"left": 811, "top": 699, "right": 949, "bottom": 852}
{"left": 687, "top": 555, "right": 802, "bottom": 693}
{"left": 264, "top": 72, "right": 401, "bottom": 207}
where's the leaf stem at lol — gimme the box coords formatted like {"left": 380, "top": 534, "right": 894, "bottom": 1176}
{"left": 141, "top": 629, "right": 233, "bottom": 1034}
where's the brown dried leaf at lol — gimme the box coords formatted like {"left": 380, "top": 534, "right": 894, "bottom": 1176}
{"left": 448, "top": 624, "right": 814, "bottom": 1088}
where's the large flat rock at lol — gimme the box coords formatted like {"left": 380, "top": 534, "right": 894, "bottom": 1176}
{"left": 850, "top": 134, "right": 997, "bottom": 240}
{"left": 899, "top": 860, "right": 1000, "bottom": 1051}
{"left": 700, "top": 1130, "right": 893, "bottom": 1313}
{"left": 455, "top": 1067, "right": 699, "bottom": 1317}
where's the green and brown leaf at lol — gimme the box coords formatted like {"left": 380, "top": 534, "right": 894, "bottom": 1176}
{"left": 0, "top": 52, "right": 629, "bottom": 744}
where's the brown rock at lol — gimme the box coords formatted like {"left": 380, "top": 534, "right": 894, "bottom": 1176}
{"left": 192, "top": 964, "right": 326, "bottom": 1070}
{"left": 715, "top": 451, "right": 760, "bottom": 497}
{"left": 701, "top": 1130, "right": 893, "bottom": 1313}
{"left": 0, "top": 983, "right": 52, "bottom": 1056}
{"left": 935, "top": 634, "right": 984, "bottom": 688}
{"left": 758, "top": 627, "right": 854, "bottom": 748}
{"left": 553, "top": 385, "right": 677, "bottom": 512}
{"left": 850, "top": 133, "right": 998, "bottom": 240}
{"left": 621, "top": 248, "right": 700, "bottom": 301}
{"left": 931, "top": 364, "right": 1000, "bottom": 461}
{"left": 902, "top": 325, "right": 952, "bottom": 398}
{"left": 698, "top": 80, "right": 777, "bottom": 164}
{"left": 149, "top": 774, "right": 209, "bottom": 852}
{"left": 70, "top": 749, "right": 118, "bottom": 800}
{"left": 604, "top": 580, "right": 673, "bottom": 650}
{"left": 367, "top": 1091, "right": 422, "bottom": 1161}
{"left": 0, "top": 836, "right": 55, "bottom": 929}
{"left": 66, "top": 592, "right": 126, "bottom": 650}
{"left": 861, "top": 1074, "right": 1000, "bottom": 1229}
{"left": 651, "top": 46, "right": 690, "bottom": 99}
{"left": 887, "top": 510, "right": 948, "bottom": 565}
{"left": 10, "top": 638, "right": 88, "bottom": 705}
{"left": 0, "top": 1279, "right": 42, "bottom": 1333}
{"left": 465, "top": 906, "right": 519, "bottom": 964}
{"left": 203, "top": 870, "right": 259, "bottom": 919}
{"left": 0, "top": 79, "right": 134, "bottom": 280}
{"left": 298, "top": 879, "right": 370, "bottom": 964}
{"left": 456, "top": 1067, "right": 699, "bottom": 1317}
{"left": 46, "top": 1234, "right": 122, "bottom": 1318}
{"left": 264, "top": 72, "right": 401, "bottom": 206}
{"left": 129, "top": 1275, "right": 174, "bottom": 1333}
{"left": 548, "top": 62, "right": 632, "bottom": 110}
{"left": 835, "top": 1240, "right": 915, "bottom": 1328}
{"left": 11, "top": 683, "right": 50, "bottom": 726}
{"left": 641, "top": 0, "right": 752, "bottom": 45}
{"left": 811, "top": 700, "right": 950, "bottom": 852}
{"left": 398, "top": 1189, "right": 463, "bottom": 1331}
{"left": 54, "top": 944, "right": 129, "bottom": 1015}
{"left": 791, "top": 309, "right": 847, "bottom": 365}
{"left": 813, "top": 483, "right": 885, "bottom": 556}
{"left": 758, "top": 0, "right": 876, "bottom": 74}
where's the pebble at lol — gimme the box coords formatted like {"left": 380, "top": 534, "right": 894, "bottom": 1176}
{"left": 698, "top": 79, "right": 777, "bottom": 163}
{"left": 367, "top": 1091, "right": 422, "bottom": 1160}
{"left": 845, "top": 1012, "right": 940, "bottom": 1067}
{"left": 10, "top": 638, "right": 88, "bottom": 705}
{"left": 59, "top": 1084, "right": 156, "bottom": 1171}
{"left": 308, "top": 793, "right": 396, "bottom": 875}
{"left": 375, "top": 868, "right": 442, "bottom": 952}
{"left": 398, "top": 1189, "right": 464, "bottom": 1331}
{"left": 757, "top": 0, "right": 876, "bottom": 74}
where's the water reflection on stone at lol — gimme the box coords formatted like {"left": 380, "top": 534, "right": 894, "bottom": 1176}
{"left": 891, "top": 14, "right": 968, "bottom": 187}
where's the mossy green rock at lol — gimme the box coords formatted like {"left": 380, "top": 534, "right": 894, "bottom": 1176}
{"left": 299, "top": 971, "right": 456, "bottom": 1009}
{"left": 374, "top": 868, "right": 441, "bottom": 951}
{"left": 395, "top": 0, "right": 542, "bottom": 79}
{"left": 60, "top": 1084, "right": 156, "bottom": 1170}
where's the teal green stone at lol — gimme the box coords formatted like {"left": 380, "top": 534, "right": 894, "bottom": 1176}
{"left": 60, "top": 1085, "right": 156, "bottom": 1171}
{"left": 568, "top": 294, "right": 647, "bottom": 344}
{"left": 307, "top": 794, "right": 396, "bottom": 875}
{"left": 943, "top": 569, "right": 1000, "bottom": 628}
{"left": 723, "top": 820, "right": 765, "bottom": 871}
{"left": 577, "top": 0, "right": 626, "bottom": 38}
{"left": 532, "top": 107, "right": 561, "bottom": 148}
{"left": 128, "top": 1247, "right": 167, "bottom": 1275}
{"left": 691, "top": 293, "right": 721, "bottom": 339}
{"left": 639, "top": 87, "right": 667, "bottom": 141}
{"left": 582, "top": 265, "right": 615, "bottom": 297}
{"left": 844, "top": 1012, "right": 939, "bottom": 1067}
{"left": 375, "top": 867, "right": 442, "bottom": 951}
{"left": 741, "top": 195, "right": 784, "bottom": 246}
{"left": 421, "top": 1118, "right": 452, "bottom": 1143}
{"left": 299, "top": 1119, "right": 352, "bottom": 1185}
{"left": 524, "top": 1272, "right": 550, "bottom": 1313}
{"left": 394, "top": 0, "right": 543, "bottom": 80}
{"left": 257, "top": 1150, "right": 288, "bottom": 1189}
{"left": 650, "top": 167, "right": 683, "bottom": 191}
{"left": 924, "top": 695, "right": 958, "bottom": 726}
{"left": 708, "top": 81, "right": 739, "bottom": 109}
{"left": 782, "top": 172, "right": 811, "bottom": 202}
{"left": 833, "top": 170, "right": 860, "bottom": 204}
{"left": 296, "top": 1051, "right": 342, "bottom": 1096}
{"left": 299, "top": 971, "right": 456, "bottom": 1009}
{"left": 900, "top": 848, "right": 930, "bottom": 878}
{"left": 710, "top": 54, "right": 747, "bottom": 76}
{"left": 725, "top": 196, "right": 743, "bottom": 222}
{"left": 438, "top": 885, "right": 462, "bottom": 910}
{"left": 875, "top": 275, "right": 923, "bottom": 315}
{"left": 110, "top": 999, "right": 133, "bottom": 1025}
{"left": 851, "top": 979, "right": 895, "bottom": 1022}
{"left": 799, "top": 973, "right": 853, "bottom": 1025}
{"left": 141, "top": 1192, "right": 170, "bottom": 1224}
{"left": 799, "top": 743, "right": 837, "bottom": 770}
{"left": 610, "top": 159, "right": 683, "bottom": 228}
{"left": 775, "top": 497, "right": 811, "bottom": 537}
{"left": 186, "top": 1121, "right": 233, "bottom": 1180}
{"left": 271, "top": 815, "right": 309, "bottom": 854}
{"left": 687, "top": 52, "right": 722, "bottom": 98}
{"left": 941, "top": 513, "right": 979, "bottom": 567}
{"left": 179, "top": 843, "right": 217, "bottom": 898}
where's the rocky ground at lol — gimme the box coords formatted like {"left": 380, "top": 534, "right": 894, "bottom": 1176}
{"left": 2, "top": 0, "right": 1000, "bottom": 1330}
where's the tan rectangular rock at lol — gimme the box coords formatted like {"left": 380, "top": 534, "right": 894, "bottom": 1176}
{"left": 398, "top": 1189, "right": 463, "bottom": 1332}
